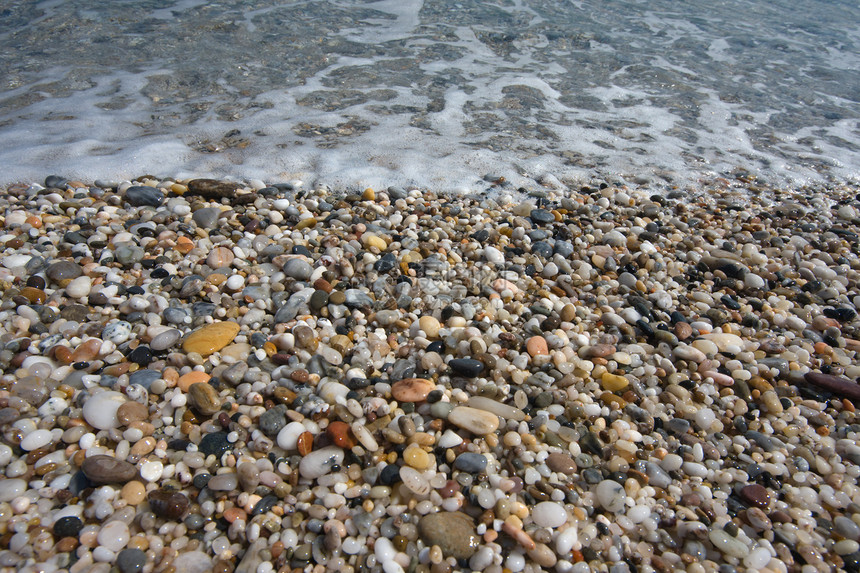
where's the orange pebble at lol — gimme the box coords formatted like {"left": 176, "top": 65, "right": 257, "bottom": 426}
{"left": 175, "top": 236, "right": 195, "bottom": 254}
{"left": 178, "top": 371, "right": 211, "bottom": 392}
{"left": 223, "top": 507, "right": 247, "bottom": 523}
{"left": 844, "top": 399, "right": 856, "bottom": 413}
{"left": 814, "top": 341, "right": 833, "bottom": 355}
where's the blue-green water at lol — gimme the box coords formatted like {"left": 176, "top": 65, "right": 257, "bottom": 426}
{"left": 0, "top": 0, "right": 858, "bottom": 192}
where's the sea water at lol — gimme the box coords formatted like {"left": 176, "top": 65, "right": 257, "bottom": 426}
{"left": 0, "top": 0, "right": 858, "bottom": 193}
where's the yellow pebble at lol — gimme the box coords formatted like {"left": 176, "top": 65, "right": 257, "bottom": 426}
{"left": 601, "top": 372, "right": 629, "bottom": 392}
{"left": 182, "top": 321, "right": 240, "bottom": 357}
{"left": 362, "top": 188, "right": 375, "bottom": 201}
{"left": 361, "top": 233, "right": 387, "bottom": 251}
{"left": 403, "top": 446, "right": 431, "bottom": 470}
{"left": 296, "top": 218, "right": 317, "bottom": 230}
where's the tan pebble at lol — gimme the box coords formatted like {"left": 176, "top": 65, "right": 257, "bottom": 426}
{"left": 130, "top": 437, "right": 157, "bottom": 458}
{"left": 361, "top": 233, "right": 387, "bottom": 250}
{"left": 675, "top": 322, "right": 693, "bottom": 340}
{"left": 117, "top": 401, "right": 149, "bottom": 426}
{"left": 392, "top": 378, "right": 435, "bottom": 402}
{"left": 121, "top": 481, "right": 147, "bottom": 505}
{"left": 419, "top": 316, "right": 441, "bottom": 338}
{"left": 175, "top": 236, "right": 195, "bottom": 254}
{"left": 447, "top": 406, "right": 499, "bottom": 435}
{"left": 207, "top": 247, "right": 234, "bottom": 268}
{"left": 71, "top": 338, "right": 102, "bottom": 362}
{"left": 182, "top": 321, "right": 240, "bottom": 356}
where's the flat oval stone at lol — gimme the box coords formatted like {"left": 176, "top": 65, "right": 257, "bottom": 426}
{"left": 117, "top": 401, "right": 149, "bottom": 426}
{"left": 0, "top": 478, "right": 28, "bottom": 502}
{"left": 448, "top": 358, "right": 484, "bottom": 377}
{"left": 151, "top": 328, "right": 181, "bottom": 351}
{"left": 391, "top": 378, "right": 435, "bottom": 402}
{"left": 447, "top": 406, "right": 499, "bottom": 435}
{"left": 125, "top": 186, "right": 164, "bottom": 207}
{"left": 46, "top": 260, "right": 83, "bottom": 285}
{"left": 546, "top": 452, "right": 577, "bottom": 475}
{"left": 83, "top": 391, "right": 127, "bottom": 430}
{"left": 532, "top": 501, "right": 568, "bottom": 528}
{"left": 740, "top": 483, "right": 770, "bottom": 509}
{"left": 453, "top": 452, "right": 488, "bottom": 473}
{"left": 207, "top": 473, "right": 238, "bottom": 491}
{"left": 82, "top": 454, "right": 137, "bottom": 484}
{"left": 595, "top": 479, "right": 627, "bottom": 512}
{"left": 182, "top": 321, "right": 240, "bottom": 356}
{"left": 20, "top": 428, "right": 53, "bottom": 451}
{"left": 418, "top": 512, "right": 480, "bottom": 559}
{"left": 148, "top": 489, "right": 189, "bottom": 519}
{"left": 187, "top": 383, "right": 222, "bottom": 416}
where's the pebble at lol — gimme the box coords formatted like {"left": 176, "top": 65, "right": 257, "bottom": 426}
{"left": 187, "top": 382, "right": 222, "bottom": 416}
{"left": 125, "top": 185, "right": 164, "bottom": 207}
{"left": 182, "top": 321, "right": 240, "bottom": 356}
{"left": 82, "top": 455, "right": 138, "bottom": 484}
{"left": 19, "top": 428, "right": 53, "bottom": 450}
{"left": 82, "top": 391, "right": 127, "bottom": 430}
{"left": 447, "top": 406, "right": 499, "bottom": 435}
{"left": 418, "top": 512, "right": 480, "bottom": 559}
{"left": 299, "top": 446, "right": 344, "bottom": 479}
{"left": 532, "top": 501, "right": 568, "bottom": 528}
{"left": 595, "top": 479, "right": 627, "bottom": 513}
{"left": 453, "top": 452, "right": 488, "bottom": 473}
{"left": 391, "top": 377, "right": 435, "bottom": 402}
{"left": 116, "top": 548, "right": 147, "bottom": 573}
{"left": 147, "top": 489, "right": 190, "bottom": 519}
{"left": 546, "top": 453, "right": 577, "bottom": 475}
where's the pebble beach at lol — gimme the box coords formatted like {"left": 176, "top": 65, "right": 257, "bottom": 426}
{"left": 2, "top": 174, "right": 860, "bottom": 573}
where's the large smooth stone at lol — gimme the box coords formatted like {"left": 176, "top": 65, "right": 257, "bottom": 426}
{"left": 447, "top": 406, "right": 499, "bottom": 435}
{"left": 418, "top": 512, "right": 480, "bottom": 559}
{"left": 82, "top": 455, "right": 137, "bottom": 485}
{"left": 182, "top": 321, "right": 240, "bottom": 356}
{"left": 83, "top": 391, "right": 127, "bottom": 430}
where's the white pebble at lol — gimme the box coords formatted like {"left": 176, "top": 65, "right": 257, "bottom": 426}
{"left": 19, "top": 429, "right": 53, "bottom": 451}
{"left": 532, "top": 501, "right": 568, "bottom": 528}
{"left": 140, "top": 460, "right": 164, "bottom": 482}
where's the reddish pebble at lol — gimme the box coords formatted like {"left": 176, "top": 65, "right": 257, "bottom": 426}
{"left": 326, "top": 421, "right": 356, "bottom": 449}
{"left": 740, "top": 484, "right": 770, "bottom": 509}
{"left": 71, "top": 338, "right": 102, "bottom": 362}
{"left": 297, "top": 431, "right": 313, "bottom": 456}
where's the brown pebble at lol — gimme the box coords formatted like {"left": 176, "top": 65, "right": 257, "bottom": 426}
{"left": 297, "top": 432, "right": 313, "bottom": 456}
{"left": 55, "top": 537, "right": 78, "bottom": 553}
{"left": 674, "top": 322, "right": 693, "bottom": 340}
{"left": 545, "top": 453, "right": 577, "bottom": 475}
{"left": 81, "top": 455, "right": 137, "bottom": 485}
{"left": 187, "top": 382, "right": 222, "bottom": 416}
{"left": 147, "top": 489, "right": 190, "bottom": 519}
{"left": 117, "top": 401, "right": 149, "bottom": 426}
{"left": 740, "top": 484, "right": 770, "bottom": 509}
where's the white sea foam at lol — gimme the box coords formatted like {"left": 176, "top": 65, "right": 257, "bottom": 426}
{"left": 0, "top": 0, "right": 857, "bottom": 192}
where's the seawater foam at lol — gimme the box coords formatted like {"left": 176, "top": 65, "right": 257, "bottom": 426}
{"left": 0, "top": 0, "right": 858, "bottom": 191}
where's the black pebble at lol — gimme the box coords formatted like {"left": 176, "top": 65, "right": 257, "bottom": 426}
{"left": 127, "top": 345, "right": 153, "bottom": 366}
{"left": 379, "top": 464, "right": 402, "bottom": 485}
{"left": 53, "top": 515, "right": 83, "bottom": 538}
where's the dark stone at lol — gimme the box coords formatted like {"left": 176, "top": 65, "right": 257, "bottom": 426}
{"left": 186, "top": 179, "right": 240, "bottom": 199}
{"left": 129, "top": 369, "right": 161, "bottom": 390}
{"left": 530, "top": 209, "right": 555, "bottom": 225}
{"left": 804, "top": 371, "right": 860, "bottom": 404}
{"left": 198, "top": 431, "right": 231, "bottom": 458}
{"left": 530, "top": 241, "right": 553, "bottom": 258}
{"left": 53, "top": 515, "right": 83, "bottom": 538}
{"left": 116, "top": 548, "right": 147, "bottom": 573}
{"left": 81, "top": 455, "right": 137, "bottom": 484}
{"left": 60, "top": 304, "right": 89, "bottom": 322}
{"left": 453, "top": 453, "right": 488, "bottom": 473}
{"left": 127, "top": 346, "right": 154, "bottom": 366}
{"left": 46, "top": 260, "right": 83, "bottom": 283}
{"left": 379, "top": 464, "right": 402, "bottom": 485}
{"left": 740, "top": 483, "right": 770, "bottom": 509}
{"left": 251, "top": 495, "right": 279, "bottom": 516}
{"left": 125, "top": 186, "right": 164, "bottom": 207}
{"left": 192, "top": 473, "right": 212, "bottom": 489}
{"left": 148, "top": 489, "right": 190, "bottom": 519}
{"left": 45, "top": 175, "right": 68, "bottom": 188}
{"left": 259, "top": 405, "right": 287, "bottom": 437}
{"left": 448, "top": 358, "right": 483, "bottom": 377}
{"left": 374, "top": 253, "right": 397, "bottom": 273}
{"left": 553, "top": 241, "right": 574, "bottom": 257}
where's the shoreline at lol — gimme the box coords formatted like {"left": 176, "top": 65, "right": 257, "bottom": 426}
{"left": 1, "top": 175, "right": 859, "bottom": 573}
